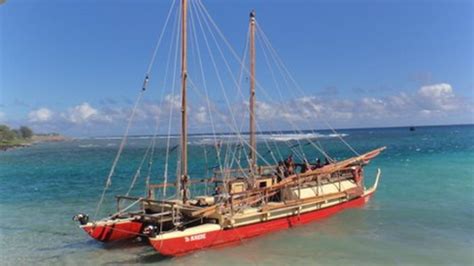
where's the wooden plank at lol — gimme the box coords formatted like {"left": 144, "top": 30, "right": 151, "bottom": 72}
{"left": 190, "top": 205, "right": 218, "bottom": 217}
{"left": 229, "top": 147, "right": 386, "bottom": 199}
{"left": 148, "top": 177, "right": 225, "bottom": 190}
{"left": 115, "top": 195, "right": 177, "bottom": 205}
{"left": 261, "top": 190, "right": 348, "bottom": 212}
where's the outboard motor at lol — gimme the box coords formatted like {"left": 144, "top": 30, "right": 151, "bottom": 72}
{"left": 73, "top": 213, "right": 89, "bottom": 225}
{"left": 143, "top": 225, "right": 157, "bottom": 238}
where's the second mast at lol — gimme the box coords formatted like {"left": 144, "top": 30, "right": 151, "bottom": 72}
{"left": 180, "top": 0, "right": 188, "bottom": 202}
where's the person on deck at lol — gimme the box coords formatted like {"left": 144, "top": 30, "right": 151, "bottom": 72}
{"left": 287, "top": 164, "right": 294, "bottom": 176}
{"left": 213, "top": 185, "right": 222, "bottom": 196}
{"left": 324, "top": 157, "right": 331, "bottom": 165}
{"left": 313, "top": 158, "right": 322, "bottom": 169}
{"left": 276, "top": 161, "right": 285, "bottom": 182}
{"left": 297, "top": 159, "right": 311, "bottom": 173}
{"left": 284, "top": 155, "right": 294, "bottom": 176}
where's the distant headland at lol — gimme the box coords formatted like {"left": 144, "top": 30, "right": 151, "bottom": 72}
{"left": 0, "top": 124, "right": 68, "bottom": 151}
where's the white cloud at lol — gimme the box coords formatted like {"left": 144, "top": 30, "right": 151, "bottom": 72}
{"left": 194, "top": 106, "right": 208, "bottom": 124}
{"left": 143, "top": 104, "right": 161, "bottom": 119}
{"left": 164, "top": 94, "right": 181, "bottom": 110}
{"left": 419, "top": 83, "right": 453, "bottom": 98}
{"left": 257, "top": 101, "right": 278, "bottom": 121}
{"left": 417, "top": 83, "right": 459, "bottom": 111}
{"left": 387, "top": 93, "right": 413, "bottom": 111}
{"left": 0, "top": 111, "right": 5, "bottom": 121}
{"left": 28, "top": 107, "right": 53, "bottom": 122}
{"left": 359, "top": 98, "right": 389, "bottom": 119}
{"left": 297, "top": 96, "right": 316, "bottom": 104}
{"left": 248, "top": 83, "right": 468, "bottom": 127}
{"left": 14, "top": 82, "right": 472, "bottom": 135}
{"left": 64, "top": 102, "right": 105, "bottom": 124}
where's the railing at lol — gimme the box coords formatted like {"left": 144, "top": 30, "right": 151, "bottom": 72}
{"left": 213, "top": 165, "right": 277, "bottom": 178}
{"left": 115, "top": 195, "right": 178, "bottom": 213}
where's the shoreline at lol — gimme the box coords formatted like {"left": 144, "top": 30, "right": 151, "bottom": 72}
{"left": 0, "top": 142, "right": 33, "bottom": 151}
{"left": 0, "top": 135, "right": 69, "bottom": 151}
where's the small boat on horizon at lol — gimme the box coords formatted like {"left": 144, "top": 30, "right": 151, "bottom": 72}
{"left": 74, "top": 0, "right": 385, "bottom": 256}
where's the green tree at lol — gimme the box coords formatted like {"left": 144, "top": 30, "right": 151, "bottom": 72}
{"left": 19, "top": 126, "right": 33, "bottom": 139}
{"left": 0, "top": 125, "right": 16, "bottom": 142}
{"left": 12, "top": 129, "right": 21, "bottom": 138}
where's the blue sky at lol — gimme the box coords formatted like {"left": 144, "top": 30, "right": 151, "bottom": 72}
{"left": 1, "top": 0, "right": 473, "bottom": 136}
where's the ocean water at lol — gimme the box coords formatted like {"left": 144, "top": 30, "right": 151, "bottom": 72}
{"left": 1, "top": 125, "right": 473, "bottom": 265}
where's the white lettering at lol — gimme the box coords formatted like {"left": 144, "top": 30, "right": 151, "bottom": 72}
{"left": 184, "top": 233, "right": 206, "bottom": 242}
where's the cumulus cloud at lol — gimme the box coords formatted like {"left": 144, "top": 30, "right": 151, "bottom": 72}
{"left": 16, "top": 83, "right": 472, "bottom": 135}
{"left": 143, "top": 103, "right": 161, "bottom": 119}
{"left": 63, "top": 102, "right": 110, "bottom": 124}
{"left": 164, "top": 94, "right": 181, "bottom": 110}
{"left": 256, "top": 101, "right": 278, "bottom": 121}
{"left": 28, "top": 107, "right": 53, "bottom": 122}
{"left": 417, "top": 83, "right": 459, "bottom": 111}
{"left": 194, "top": 106, "right": 208, "bottom": 124}
{"left": 248, "top": 83, "right": 470, "bottom": 127}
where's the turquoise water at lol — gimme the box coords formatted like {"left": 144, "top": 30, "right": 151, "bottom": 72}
{"left": 1, "top": 125, "right": 473, "bottom": 265}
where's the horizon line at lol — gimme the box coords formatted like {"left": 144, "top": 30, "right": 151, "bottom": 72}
{"left": 63, "top": 122, "right": 474, "bottom": 139}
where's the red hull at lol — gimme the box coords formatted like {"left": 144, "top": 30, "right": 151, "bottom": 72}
{"left": 82, "top": 220, "right": 143, "bottom": 242}
{"left": 150, "top": 193, "right": 373, "bottom": 256}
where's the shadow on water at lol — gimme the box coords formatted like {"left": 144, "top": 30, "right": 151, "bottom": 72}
{"left": 0, "top": 225, "right": 69, "bottom": 236}
{"left": 37, "top": 238, "right": 148, "bottom": 252}
{"left": 101, "top": 250, "right": 171, "bottom": 265}
{"left": 35, "top": 238, "right": 170, "bottom": 264}
{"left": 101, "top": 238, "right": 150, "bottom": 250}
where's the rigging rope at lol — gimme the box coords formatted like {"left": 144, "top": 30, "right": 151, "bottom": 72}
{"left": 163, "top": 1, "right": 182, "bottom": 199}
{"left": 192, "top": 2, "right": 261, "bottom": 174}
{"left": 144, "top": 2, "right": 181, "bottom": 195}
{"left": 94, "top": 1, "right": 176, "bottom": 219}
{"left": 158, "top": 1, "right": 181, "bottom": 246}
{"left": 188, "top": 2, "right": 225, "bottom": 179}
{"left": 254, "top": 27, "right": 332, "bottom": 161}
{"left": 196, "top": 0, "right": 338, "bottom": 165}
{"left": 256, "top": 22, "right": 360, "bottom": 157}
{"left": 126, "top": 144, "right": 151, "bottom": 196}
{"left": 193, "top": 1, "right": 273, "bottom": 169}
{"left": 229, "top": 24, "right": 280, "bottom": 166}
{"left": 145, "top": 122, "right": 159, "bottom": 196}
{"left": 258, "top": 40, "right": 333, "bottom": 160}
{"left": 196, "top": 0, "right": 326, "bottom": 165}
{"left": 145, "top": 2, "right": 177, "bottom": 76}
{"left": 94, "top": 90, "right": 144, "bottom": 219}
{"left": 256, "top": 31, "right": 311, "bottom": 160}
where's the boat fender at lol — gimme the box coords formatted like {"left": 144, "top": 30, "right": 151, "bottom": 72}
{"left": 73, "top": 213, "right": 89, "bottom": 225}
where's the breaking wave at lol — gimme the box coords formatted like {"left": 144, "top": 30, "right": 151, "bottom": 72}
{"left": 265, "top": 133, "right": 347, "bottom": 141}
{"left": 87, "top": 132, "right": 348, "bottom": 144}
{"left": 78, "top": 144, "right": 99, "bottom": 148}
{"left": 191, "top": 132, "right": 348, "bottom": 145}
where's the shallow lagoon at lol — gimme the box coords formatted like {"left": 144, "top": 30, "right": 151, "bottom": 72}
{"left": 1, "top": 125, "right": 473, "bottom": 265}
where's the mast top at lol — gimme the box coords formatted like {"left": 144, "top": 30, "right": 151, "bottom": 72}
{"left": 250, "top": 10, "right": 256, "bottom": 20}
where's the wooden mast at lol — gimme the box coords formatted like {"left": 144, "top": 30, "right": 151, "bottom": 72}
{"left": 249, "top": 10, "right": 257, "bottom": 174}
{"left": 180, "top": 0, "right": 189, "bottom": 202}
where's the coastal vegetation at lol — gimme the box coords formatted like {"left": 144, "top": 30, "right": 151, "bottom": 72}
{"left": 0, "top": 125, "right": 34, "bottom": 150}
{"left": 0, "top": 124, "right": 66, "bottom": 150}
